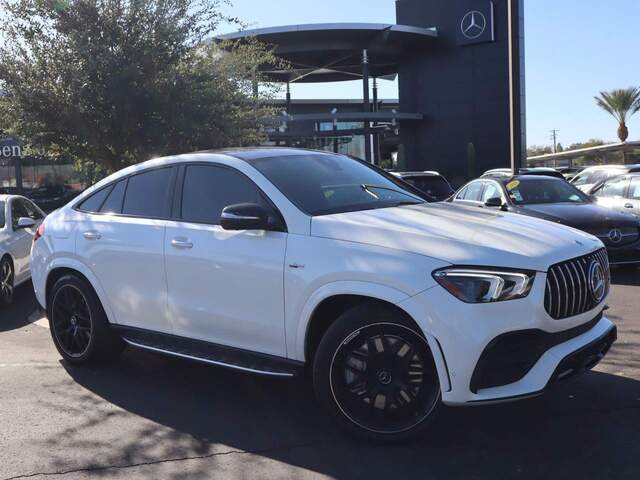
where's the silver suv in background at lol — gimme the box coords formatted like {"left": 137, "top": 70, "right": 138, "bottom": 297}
{"left": 590, "top": 173, "right": 640, "bottom": 217}
{"left": 571, "top": 165, "right": 640, "bottom": 192}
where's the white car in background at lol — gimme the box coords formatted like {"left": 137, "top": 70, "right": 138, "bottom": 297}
{"left": 571, "top": 165, "right": 640, "bottom": 193}
{"left": 31, "top": 149, "right": 616, "bottom": 442}
{"left": 0, "top": 195, "right": 46, "bottom": 306}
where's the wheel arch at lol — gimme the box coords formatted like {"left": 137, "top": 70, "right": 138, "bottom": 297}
{"left": 1, "top": 252, "right": 13, "bottom": 267}
{"left": 297, "top": 281, "right": 451, "bottom": 392}
{"left": 304, "top": 294, "right": 425, "bottom": 366}
{"left": 44, "top": 259, "right": 116, "bottom": 325}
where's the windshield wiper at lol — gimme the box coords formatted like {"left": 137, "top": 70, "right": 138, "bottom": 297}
{"left": 361, "top": 184, "right": 422, "bottom": 201}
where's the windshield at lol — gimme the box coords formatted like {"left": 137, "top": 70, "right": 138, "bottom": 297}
{"left": 0, "top": 201, "right": 4, "bottom": 228}
{"left": 506, "top": 178, "right": 589, "bottom": 205}
{"left": 251, "top": 154, "right": 424, "bottom": 216}
{"left": 403, "top": 176, "right": 452, "bottom": 198}
{"left": 572, "top": 169, "right": 623, "bottom": 186}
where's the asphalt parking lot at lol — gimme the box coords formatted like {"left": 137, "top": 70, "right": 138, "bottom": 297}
{"left": 1, "top": 273, "right": 639, "bottom": 480}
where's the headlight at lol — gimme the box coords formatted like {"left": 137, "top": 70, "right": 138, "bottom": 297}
{"left": 433, "top": 268, "right": 535, "bottom": 303}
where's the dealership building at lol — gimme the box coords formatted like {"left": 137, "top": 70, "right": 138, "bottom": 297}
{"left": 221, "top": 0, "right": 526, "bottom": 185}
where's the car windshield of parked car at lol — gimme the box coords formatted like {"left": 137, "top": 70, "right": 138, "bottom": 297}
{"left": 506, "top": 178, "right": 589, "bottom": 205}
{"left": 572, "top": 169, "right": 622, "bottom": 186}
{"left": 251, "top": 154, "right": 425, "bottom": 215}
{"left": 404, "top": 176, "right": 452, "bottom": 198}
{"left": 0, "top": 201, "right": 4, "bottom": 228}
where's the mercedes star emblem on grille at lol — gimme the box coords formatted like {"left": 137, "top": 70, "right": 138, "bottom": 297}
{"left": 589, "top": 261, "right": 606, "bottom": 303}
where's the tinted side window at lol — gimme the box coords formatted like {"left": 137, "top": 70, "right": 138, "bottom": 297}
{"left": 123, "top": 168, "right": 174, "bottom": 218}
{"left": 455, "top": 186, "right": 468, "bottom": 200}
{"left": 0, "top": 202, "right": 5, "bottom": 228}
{"left": 629, "top": 178, "right": 640, "bottom": 200}
{"left": 20, "top": 199, "right": 44, "bottom": 220}
{"left": 100, "top": 179, "right": 127, "bottom": 214}
{"left": 482, "top": 183, "right": 503, "bottom": 202}
{"left": 181, "top": 165, "right": 267, "bottom": 225}
{"left": 596, "top": 177, "right": 629, "bottom": 198}
{"left": 77, "top": 186, "right": 112, "bottom": 213}
{"left": 11, "top": 200, "right": 27, "bottom": 228}
{"left": 459, "top": 182, "right": 484, "bottom": 201}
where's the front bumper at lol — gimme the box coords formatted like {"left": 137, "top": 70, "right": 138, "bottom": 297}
{"left": 397, "top": 272, "right": 616, "bottom": 406}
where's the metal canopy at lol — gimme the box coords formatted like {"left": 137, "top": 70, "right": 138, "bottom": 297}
{"left": 217, "top": 23, "right": 437, "bottom": 83}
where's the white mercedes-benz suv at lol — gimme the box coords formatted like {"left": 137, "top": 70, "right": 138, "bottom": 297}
{"left": 31, "top": 149, "right": 616, "bottom": 441}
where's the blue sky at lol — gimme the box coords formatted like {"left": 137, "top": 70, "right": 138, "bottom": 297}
{"left": 219, "top": 0, "right": 640, "bottom": 148}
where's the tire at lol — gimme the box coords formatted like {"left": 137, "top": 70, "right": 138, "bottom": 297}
{"left": 47, "top": 274, "right": 124, "bottom": 364}
{"left": 313, "top": 303, "right": 441, "bottom": 443}
{"left": 0, "top": 256, "right": 14, "bottom": 307}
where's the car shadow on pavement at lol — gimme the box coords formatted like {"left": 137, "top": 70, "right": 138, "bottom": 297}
{"left": 52, "top": 346, "right": 640, "bottom": 480}
{"left": 0, "top": 281, "right": 38, "bottom": 333}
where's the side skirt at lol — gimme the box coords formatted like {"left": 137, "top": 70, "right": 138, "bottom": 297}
{"left": 113, "top": 326, "right": 304, "bottom": 378}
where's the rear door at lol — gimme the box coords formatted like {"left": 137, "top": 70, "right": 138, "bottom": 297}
{"left": 74, "top": 166, "right": 177, "bottom": 334}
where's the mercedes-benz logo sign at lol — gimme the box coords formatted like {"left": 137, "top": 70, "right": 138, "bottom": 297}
{"left": 461, "top": 11, "right": 487, "bottom": 40}
{"left": 589, "top": 261, "right": 606, "bottom": 303}
{"left": 608, "top": 228, "right": 623, "bottom": 244}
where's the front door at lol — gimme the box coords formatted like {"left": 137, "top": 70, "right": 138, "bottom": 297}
{"left": 8, "top": 198, "right": 43, "bottom": 282}
{"left": 164, "top": 164, "right": 287, "bottom": 357}
{"left": 625, "top": 177, "right": 640, "bottom": 216}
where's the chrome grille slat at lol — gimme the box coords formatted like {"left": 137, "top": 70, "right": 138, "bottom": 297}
{"left": 544, "top": 248, "right": 609, "bottom": 320}
{"left": 556, "top": 265, "right": 569, "bottom": 318}
{"left": 549, "top": 268, "right": 561, "bottom": 319}
{"left": 571, "top": 262, "right": 583, "bottom": 312}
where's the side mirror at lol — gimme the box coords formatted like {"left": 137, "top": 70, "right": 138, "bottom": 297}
{"left": 16, "top": 217, "right": 37, "bottom": 229}
{"left": 484, "top": 197, "right": 504, "bottom": 208}
{"left": 221, "top": 203, "right": 273, "bottom": 231}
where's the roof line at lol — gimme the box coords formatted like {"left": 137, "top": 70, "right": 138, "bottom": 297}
{"left": 528, "top": 140, "right": 640, "bottom": 160}
{"left": 217, "top": 23, "right": 438, "bottom": 41}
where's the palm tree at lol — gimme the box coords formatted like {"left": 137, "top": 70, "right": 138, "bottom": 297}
{"left": 594, "top": 87, "right": 640, "bottom": 142}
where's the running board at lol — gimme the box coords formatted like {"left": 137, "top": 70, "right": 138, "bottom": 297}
{"left": 115, "top": 327, "right": 303, "bottom": 378}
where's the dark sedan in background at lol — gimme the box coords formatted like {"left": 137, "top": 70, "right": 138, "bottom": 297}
{"left": 451, "top": 174, "right": 640, "bottom": 267}
{"left": 390, "top": 171, "right": 454, "bottom": 201}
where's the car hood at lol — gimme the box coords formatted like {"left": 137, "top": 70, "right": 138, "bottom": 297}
{"left": 517, "top": 203, "right": 640, "bottom": 232}
{"left": 311, "top": 203, "right": 603, "bottom": 272}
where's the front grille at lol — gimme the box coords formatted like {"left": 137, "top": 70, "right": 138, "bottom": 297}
{"left": 544, "top": 248, "right": 610, "bottom": 320}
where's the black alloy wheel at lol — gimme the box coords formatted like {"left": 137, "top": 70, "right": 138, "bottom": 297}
{"left": 48, "top": 274, "right": 124, "bottom": 364}
{"left": 314, "top": 304, "right": 441, "bottom": 442}
{"left": 51, "top": 284, "right": 93, "bottom": 358}
{"left": 0, "top": 257, "right": 14, "bottom": 306}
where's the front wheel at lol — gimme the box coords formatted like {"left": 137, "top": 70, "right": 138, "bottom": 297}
{"left": 0, "top": 257, "right": 14, "bottom": 307}
{"left": 48, "top": 274, "right": 124, "bottom": 364}
{"left": 313, "top": 304, "right": 441, "bottom": 442}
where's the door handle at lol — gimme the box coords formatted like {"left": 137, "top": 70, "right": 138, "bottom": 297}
{"left": 624, "top": 203, "right": 634, "bottom": 209}
{"left": 83, "top": 231, "right": 101, "bottom": 240}
{"left": 171, "top": 238, "right": 194, "bottom": 249}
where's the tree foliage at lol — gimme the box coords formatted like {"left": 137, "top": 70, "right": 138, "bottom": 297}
{"left": 0, "top": 0, "right": 285, "bottom": 173}
{"left": 594, "top": 87, "right": 640, "bottom": 142}
{"left": 526, "top": 145, "right": 553, "bottom": 157}
{"left": 566, "top": 139, "right": 605, "bottom": 151}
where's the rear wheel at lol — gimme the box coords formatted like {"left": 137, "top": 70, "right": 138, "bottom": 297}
{"left": 0, "top": 257, "right": 14, "bottom": 307}
{"left": 48, "top": 274, "right": 123, "bottom": 364}
{"left": 313, "top": 303, "right": 441, "bottom": 442}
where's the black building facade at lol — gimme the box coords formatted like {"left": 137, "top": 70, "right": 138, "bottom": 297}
{"left": 396, "top": 0, "right": 526, "bottom": 184}
{"left": 220, "top": 0, "right": 526, "bottom": 184}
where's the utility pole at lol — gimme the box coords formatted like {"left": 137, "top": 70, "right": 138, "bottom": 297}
{"left": 550, "top": 129, "right": 560, "bottom": 153}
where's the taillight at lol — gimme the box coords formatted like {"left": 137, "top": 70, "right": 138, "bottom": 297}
{"left": 33, "top": 223, "right": 45, "bottom": 242}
